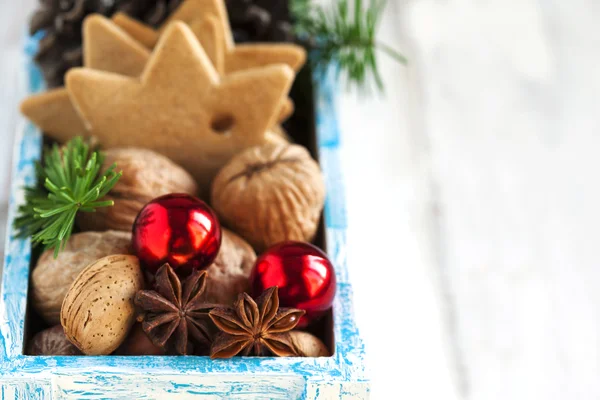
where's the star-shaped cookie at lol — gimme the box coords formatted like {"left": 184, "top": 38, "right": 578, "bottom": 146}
{"left": 66, "top": 22, "right": 294, "bottom": 196}
{"left": 189, "top": 14, "right": 295, "bottom": 120}
{"left": 114, "top": 0, "right": 306, "bottom": 73}
{"left": 112, "top": 12, "right": 159, "bottom": 49}
{"left": 20, "top": 15, "right": 150, "bottom": 142}
{"left": 113, "top": 0, "right": 304, "bottom": 120}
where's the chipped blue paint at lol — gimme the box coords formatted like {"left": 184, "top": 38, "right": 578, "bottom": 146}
{"left": 0, "top": 35, "right": 370, "bottom": 399}
{"left": 326, "top": 228, "right": 349, "bottom": 285}
{"left": 315, "top": 75, "right": 342, "bottom": 148}
{"left": 320, "top": 148, "right": 348, "bottom": 229}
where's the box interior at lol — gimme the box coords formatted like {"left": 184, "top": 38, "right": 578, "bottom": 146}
{"left": 23, "top": 64, "right": 336, "bottom": 357}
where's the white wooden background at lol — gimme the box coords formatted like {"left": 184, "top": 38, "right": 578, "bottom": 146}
{"left": 2, "top": 1, "right": 599, "bottom": 399}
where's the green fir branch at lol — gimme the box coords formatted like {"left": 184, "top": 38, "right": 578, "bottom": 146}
{"left": 14, "top": 137, "right": 122, "bottom": 257}
{"left": 292, "top": 0, "right": 407, "bottom": 90}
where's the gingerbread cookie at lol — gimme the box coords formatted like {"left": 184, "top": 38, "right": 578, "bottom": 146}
{"left": 21, "top": 15, "right": 150, "bottom": 142}
{"left": 114, "top": 0, "right": 306, "bottom": 73}
{"left": 113, "top": 0, "right": 304, "bottom": 122}
{"left": 66, "top": 22, "right": 294, "bottom": 197}
{"left": 191, "top": 14, "right": 297, "bottom": 123}
{"left": 112, "top": 12, "right": 159, "bottom": 49}
{"left": 162, "top": 1, "right": 306, "bottom": 74}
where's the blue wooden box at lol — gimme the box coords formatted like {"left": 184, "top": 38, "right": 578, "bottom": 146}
{"left": 0, "top": 34, "right": 369, "bottom": 399}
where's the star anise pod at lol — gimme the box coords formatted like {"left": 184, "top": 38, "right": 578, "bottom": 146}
{"left": 134, "top": 263, "right": 218, "bottom": 355}
{"left": 209, "top": 287, "right": 305, "bottom": 359}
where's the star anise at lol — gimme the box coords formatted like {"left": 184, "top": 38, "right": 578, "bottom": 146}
{"left": 209, "top": 287, "right": 305, "bottom": 359}
{"left": 134, "top": 263, "right": 218, "bottom": 355}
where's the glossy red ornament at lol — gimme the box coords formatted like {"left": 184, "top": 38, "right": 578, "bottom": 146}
{"left": 250, "top": 241, "right": 336, "bottom": 328}
{"left": 132, "top": 193, "right": 221, "bottom": 276}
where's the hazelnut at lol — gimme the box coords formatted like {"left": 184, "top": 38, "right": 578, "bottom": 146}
{"left": 77, "top": 148, "right": 198, "bottom": 232}
{"left": 289, "top": 331, "right": 330, "bottom": 357}
{"left": 61, "top": 255, "right": 145, "bottom": 355}
{"left": 211, "top": 143, "right": 325, "bottom": 252}
{"left": 27, "top": 325, "right": 81, "bottom": 356}
{"left": 31, "top": 230, "right": 132, "bottom": 325}
{"left": 204, "top": 228, "right": 256, "bottom": 305}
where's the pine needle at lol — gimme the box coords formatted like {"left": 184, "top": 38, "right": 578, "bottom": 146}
{"left": 14, "top": 137, "right": 122, "bottom": 257}
{"left": 292, "top": 0, "right": 407, "bottom": 90}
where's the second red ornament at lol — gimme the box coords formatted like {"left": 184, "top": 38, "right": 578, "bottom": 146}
{"left": 250, "top": 241, "right": 336, "bottom": 328}
{"left": 132, "top": 193, "right": 222, "bottom": 276}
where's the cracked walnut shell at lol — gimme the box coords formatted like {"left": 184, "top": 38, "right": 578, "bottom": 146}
{"left": 204, "top": 228, "right": 257, "bottom": 306}
{"left": 77, "top": 148, "right": 198, "bottom": 232}
{"left": 211, "top": 143, "right": 325, "bottom": 252}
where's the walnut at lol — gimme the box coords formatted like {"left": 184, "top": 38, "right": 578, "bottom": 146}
{"left": 31, "top": 230, "right": 132, "bottom": 325}
{"left": 211, "top": 143, "right": 325, "bottom": 252}
{"left": 265, "top": 131, "right": 289, "bottom": 145}
{"left": 204, "top": 228, "right": 257, "bottom": 306}
{"left": 61, "top": 255, "right": 145, "bottom": 355}
{"left": 27, "top": 325, "right": 81, "bottom": 356}
{"left": 77, "top": 148, "right": 198, "bottom": 232}
{"left": 267, "top": 126, "right": 291, "bottom": 143}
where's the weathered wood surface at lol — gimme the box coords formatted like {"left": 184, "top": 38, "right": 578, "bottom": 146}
{"left": 398, "top": 0, "right": 600, "bottom": 399}
{"left": 0, "top": 0, "right": 36, "bottom": 266}
{"left": 337, "top": 0, "right": 600, "bottom": 399}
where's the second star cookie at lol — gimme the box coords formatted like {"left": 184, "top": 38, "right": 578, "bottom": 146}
{"left": 20, "top": 15, "right": 150, "bottom": 142}
{"left": 113, "top": 0, "right": 304, "bottom": 123}
{"left": 66, "top": 22, "right": 294, "bottom": 197}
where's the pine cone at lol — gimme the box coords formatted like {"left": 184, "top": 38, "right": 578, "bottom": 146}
{"left": 226, "top": 0, "right": 296, "bottom": 43}
{"left": 30, "top": 0, "right": 299, "bottom": 87}
{"left": 30, "top": 0, "right": 184, "bottom": 88}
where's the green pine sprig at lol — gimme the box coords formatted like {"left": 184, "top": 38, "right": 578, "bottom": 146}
{"left": 14, "top": 137, "right": 122, "bottom": 257}
{"left": 292, "top": 0, "right": 407, "bottom": 90}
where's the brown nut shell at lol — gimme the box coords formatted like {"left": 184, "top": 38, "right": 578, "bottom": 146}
{"left": 211, "top": 143, "right": 325, "bottom": 252}
{"left": 265, "top": 131, "right": 289, "bottom": 145}
{"left": 61, "top": 255, "right": 145, "bottom": 355}
{"left": 116, "top": 323, "right": 165, "bottom": 356}
{"left": 204, "top": 228, "right": 257, "bottom": 305}
{"left": 77, "top": 148, "right": 198, "bottom": 232}
{"left": 32, "top": 230, "right": 132, "bottom": 325}
{"left": 289, "top": 331, "right": 330, "bottom": 357}
{"left": 267, "top": 126, "right": 292, "bottom": 143}
{"left": 27, "top": 325, "right": 82, "bottom": 356}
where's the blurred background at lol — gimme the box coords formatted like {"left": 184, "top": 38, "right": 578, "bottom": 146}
{"left": 1, "top": 1, "right": 598, "bottom": 399}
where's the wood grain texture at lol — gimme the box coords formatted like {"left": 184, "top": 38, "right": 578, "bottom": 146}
{"left": 400, "top": 0, "right": 600, "bottom": 399}
{"left": 0, "top": 0, "right": 37, "bottom": 280}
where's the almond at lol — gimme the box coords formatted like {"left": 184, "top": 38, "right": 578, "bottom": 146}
{"left": 31, "top": 230, "right": 132, "bottom": 325}
{"left": 61, "top": 255, "right": 144, "bottom": 355}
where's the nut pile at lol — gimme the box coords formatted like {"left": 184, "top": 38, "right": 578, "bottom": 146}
{"left": 23, "top": 0, "right": 334, "bottom": 359}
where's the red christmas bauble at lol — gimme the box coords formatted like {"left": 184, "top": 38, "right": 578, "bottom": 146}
{"left": 250, "top": 241, "right": 336, "bottom": 328}
{"left": 132, "top": 193, "right": 221, "bottom": 276}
